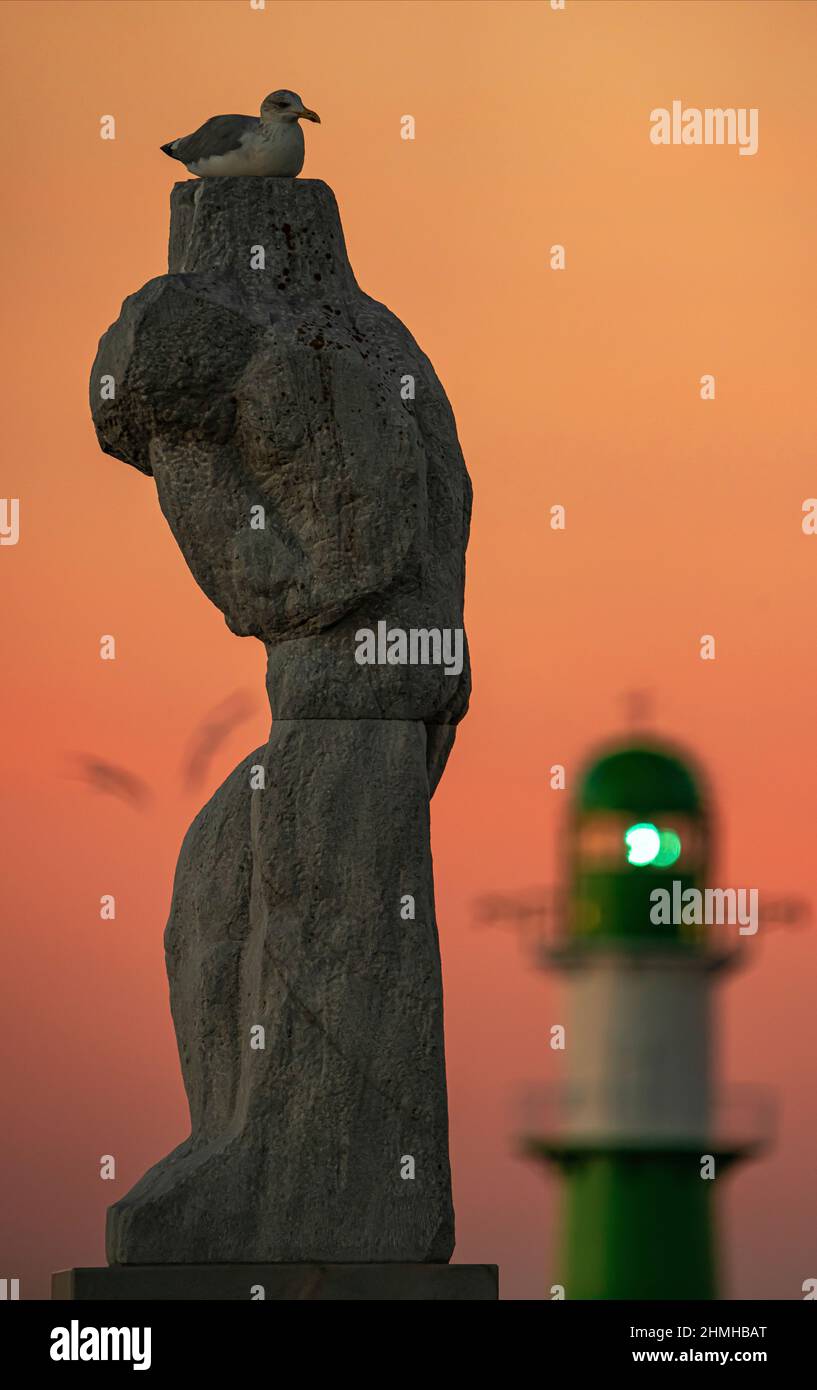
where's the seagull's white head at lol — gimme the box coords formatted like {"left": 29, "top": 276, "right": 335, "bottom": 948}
{"left": 260, "top": 90, "right": 320, "bottom": 124}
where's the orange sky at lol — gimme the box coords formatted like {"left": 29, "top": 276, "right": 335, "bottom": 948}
{"left": 2, "top": 0, "right": 816, "bottom": 1298}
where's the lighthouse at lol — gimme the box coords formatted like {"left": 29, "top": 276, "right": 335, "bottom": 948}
{"left": 521, "top": 737, "right": 765, "bottom": 1300}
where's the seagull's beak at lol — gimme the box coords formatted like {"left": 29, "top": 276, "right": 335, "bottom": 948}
{"left": 300, "top": 107, "right": 321, "bottom": 123}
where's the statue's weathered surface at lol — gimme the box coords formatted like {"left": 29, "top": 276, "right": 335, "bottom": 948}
{"left": 91, "top": 177, "right": 471, "bottom": 1264}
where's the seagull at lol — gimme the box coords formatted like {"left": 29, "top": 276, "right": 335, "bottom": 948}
{"left": 160, "top": 90, "right": 320, "bottom": 178}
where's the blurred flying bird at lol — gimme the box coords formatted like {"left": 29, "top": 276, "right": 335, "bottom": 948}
{"left": 67, "top": 755, "right": 152, "bottom": 811}
{"left": 181, "top": 689, "right": 257, "bottom": 791}
{"left": 161, "top": 90, "right": 320, "bottom": 178}
{"left": 67, "top": 691, "right": 258, "bottom": 808}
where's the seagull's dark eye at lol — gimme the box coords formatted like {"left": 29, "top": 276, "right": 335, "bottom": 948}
{"left": 275, "top": 100, "right": 289, "bottom": 109}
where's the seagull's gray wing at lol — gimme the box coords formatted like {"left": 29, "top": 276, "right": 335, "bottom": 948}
{"left": 162, "top": 114, "right": 258, "bottom": 164}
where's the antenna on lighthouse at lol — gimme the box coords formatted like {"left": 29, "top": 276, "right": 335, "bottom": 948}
{"left": 622, "top": 687, "right": 654, "bottom": 730}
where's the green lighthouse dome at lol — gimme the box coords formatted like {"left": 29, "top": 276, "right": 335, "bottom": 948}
{"left": 567, "top": 739, "right": 709, "bottom": 948}
{"left": 579, "top": 745, "right": 703, "bottom": 817}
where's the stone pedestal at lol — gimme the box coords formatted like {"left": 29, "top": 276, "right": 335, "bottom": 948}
{"left": 52, "top": 1264, "right": 498, "bottom": 1301}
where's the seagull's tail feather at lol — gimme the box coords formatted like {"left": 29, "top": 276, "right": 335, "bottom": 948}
{"left": 160, "top": 141, "right": 180, "bottom": 160}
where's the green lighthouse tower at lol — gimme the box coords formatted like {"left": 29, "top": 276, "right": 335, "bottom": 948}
{"left": 522, "top": 737, "right": 761, "bottom": 1300}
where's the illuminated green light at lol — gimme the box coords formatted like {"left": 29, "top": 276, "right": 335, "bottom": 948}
{"left": 653, "top": 829, "right": 682, "bottom": 868}
{"left": 624, "top": 822, "right": 661, "bottom": 866}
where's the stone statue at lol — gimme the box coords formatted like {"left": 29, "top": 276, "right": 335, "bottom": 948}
{"left": 91, "top": 177, "right": 472, "bottom": 1266}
